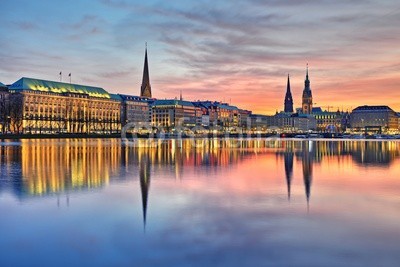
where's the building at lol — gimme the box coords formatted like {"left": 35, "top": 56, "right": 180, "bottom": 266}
{"left": 293, "top": 114, "right": 317, "bottom": 132}
{"left": 140, "top": 46, "right": 152, "bottom": 98}
{"left": 267, "top": 112, "right": 294, "bottom": 132}
{"left": 284, "top": 74, "right": 294, "bottom": 113}
{"left": 313, "top": 109, "right": 343, "bottom": 132}
{"left": 350, "top": 105, "right": 399, "bottom": 133}
{"left": 302, "top": 64, "right": 313, "bottom": 114}
{"left": 151, "top": 99, "right": 202, "bottom": 130}
{"left": 7, "top": 77, "right": 121, "bottom": 134}
{"left": 250, "top": 114, "right": 270, "bottom": 132}
{"left": 119, "top": 94, "right": 151, "bottom": 129}
{"left": 193, "top": 101, "right": 240, "bottom": 129}
{"left": 238, "top": 109, "right": 252, "bottom": 128}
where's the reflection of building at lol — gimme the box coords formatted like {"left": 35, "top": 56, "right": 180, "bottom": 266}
{"left": 7, "top": 78, "right": 121, "bottom": 134}
{"left": 350, "top": 105, "right": 399, "bottom": 133}
{"left": 140, "top": 154, "right": 151, "bottom": 229}
{"left": 351, "top": 141, "right": 399, "bottom": 166}
{"left": 284, "top": 152, "right": 294, "bottom": 200}
{"left": 15, "top": 140, "right": 121, "bottom": 197}
{"left": 302, "top": 141, "right": 313, "bottom": 211}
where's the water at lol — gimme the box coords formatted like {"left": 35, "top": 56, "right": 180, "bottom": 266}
{"left": 1, "top": 139, "right": 400, "bottom": 267}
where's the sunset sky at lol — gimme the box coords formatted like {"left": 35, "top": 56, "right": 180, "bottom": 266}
{"left": 0, "top": 0, "right": 399, "bottom": 114}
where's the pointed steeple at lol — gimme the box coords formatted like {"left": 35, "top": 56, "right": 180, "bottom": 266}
{"left": 140, "top": 43, "right": 152, "bottom": 98}
{"left": 180, "top": 90, "right": 183, "bottom": 101}
{"left": 284, "top": 74, "right": 294, "bottom": 113}
{"left": 302, "top": 63, "right": 313, "bottom": 114}
{"left": 304, "top": 63, "right": 311, "bottom": 90}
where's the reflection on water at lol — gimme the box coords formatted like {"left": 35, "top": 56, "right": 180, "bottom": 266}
{"left": 1, "top": 139, "right": 400, "bottom": 266}
{"left": 1, "top": 139, "right": 400, "bottom": 200}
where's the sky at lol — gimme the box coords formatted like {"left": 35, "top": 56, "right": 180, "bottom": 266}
{"left": 0, "top": 0, "right": 399, "bottom": 114}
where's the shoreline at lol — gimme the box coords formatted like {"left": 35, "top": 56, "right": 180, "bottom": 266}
{"left": 0, "top": 133, "right": 399, "bottom": 141}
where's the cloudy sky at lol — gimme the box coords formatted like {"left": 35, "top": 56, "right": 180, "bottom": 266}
{"left": 0, "top": 0, "right": 399, "bottom": 114}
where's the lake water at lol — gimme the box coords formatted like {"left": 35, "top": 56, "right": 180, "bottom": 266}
{"left": 1, "top": 139, "right": 400, "bottom": 267}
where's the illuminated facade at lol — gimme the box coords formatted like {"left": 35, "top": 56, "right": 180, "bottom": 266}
{"left": 350, "top": 105, "right": 399, "bottom": 132}
{"left": 7, "top": 77, "right": 121, "bottom": 134}
{"left": 119, "top": 94, "right": 151, "bottom": 129}
{"left": 193, "top": 101, "right": 240, "bottom": 128}
{"left": 151, "top": 99, "right": 202, "bottom": 129}
{"left": 313, "top": 110, "right": 343, "bottom": 132}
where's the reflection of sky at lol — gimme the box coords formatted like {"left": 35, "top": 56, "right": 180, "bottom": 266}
{"left": 1, "top": 139, "right": 400, "bottom": 266}
{"left": 1, "top": 1, "right": 400, "bottom": 113}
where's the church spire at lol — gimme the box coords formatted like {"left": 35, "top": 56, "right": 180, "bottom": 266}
{"left": 140, "top": 43, "right": 152, "bottom": 98}
{"left": 284, "top": 74, "right": 294, "bottom": 113}
{"left": 302, "top": 63, "right": 313, "bottom": 114}
{"left": 306, "top": 63, "right": 309, "bottom": 80}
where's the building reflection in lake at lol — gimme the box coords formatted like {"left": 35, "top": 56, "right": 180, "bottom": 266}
{"left": 0, "top": 139, "right": 399, "bottom": 205}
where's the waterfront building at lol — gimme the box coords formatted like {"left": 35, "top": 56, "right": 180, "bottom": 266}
{"left": 193, "top": 101, "right": 240, "bottom": 129}
{"left": 293, "top": 114, "right": 317, "bottom": 132}
{"left": 267, "top": 112, "right": 294, "bottom": 132}
{"left": 313, "top": 109, "right": 343, "bottom": 132}
{"left": 350, "top": 105, "right": 399, "bottom": 133}
{"left": 284, "top": 74, "right": 294, "bottom": 113}
{"left": 7, "top": 77, "right": 121, "bottom": 134}
{"left": 140, "top": 46, "right": 152, "bottom": 98}
{"left": 119, "top": 94, "right": 151, "bottom": 129}
{"left": 238, "top": 109, "right": 252, "bottom": 128}
{"left": 302, "top": 64, "right": 313, "bottom": 114}
{"left": 249, "top": 114, "right": 270, "bottom": 131}
{"left": 151, "top": 99, "right": 202, "bottom": 130}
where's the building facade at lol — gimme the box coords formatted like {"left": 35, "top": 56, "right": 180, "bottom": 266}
{"left": 350, "top": 105, "right": 399, "bottom": 133}
{"left": 7, "top": 77, "right": 121, "bottom": 134}
{"left": 119, "top": 94, "right": 151, "bottom": 129}
{"left": 151, "top": 99, "right": 202, "bottom": 130}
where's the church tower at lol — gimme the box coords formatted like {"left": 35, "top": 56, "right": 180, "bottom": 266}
{"left": 302, "top": 64, "right": 313, "bottom": 114}
{"left": 284, "top": 74, "right": 294, "bottom": 113}
{"left": 140, "top": 44, "right": 152, "bottom": 98}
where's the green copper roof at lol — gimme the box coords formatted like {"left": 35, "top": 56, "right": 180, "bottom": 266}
{"left": 152, "top": 99, "right": 194, "bottom": 107}
{"left": 9, "top": 77, "right": 111, "bottom": 98}
{"left": 0, "top": 82, "right": 6, "bottom": 87}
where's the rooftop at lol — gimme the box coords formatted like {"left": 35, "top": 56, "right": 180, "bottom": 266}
{"left": 9, "top": 77, "right": 111, "bottom": 98}
{"left": 353, "top": 105, "right": 395, "bottom": 112}
{"left": 152, "top": 99, "right": 194, "bottom": 107}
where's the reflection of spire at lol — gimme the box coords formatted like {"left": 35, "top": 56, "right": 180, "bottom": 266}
{"left": 140, "top": 156, "right": 151, "bottom": 231}
{"left": 302, "top": 141, "right": 313, "bottom": 212}
{"left": 284, "top": 152, "right": 294, "bottom": 201}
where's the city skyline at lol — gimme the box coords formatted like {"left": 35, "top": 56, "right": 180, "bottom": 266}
{"left": 1, "top": 0, "right": 399, "bottom": 114}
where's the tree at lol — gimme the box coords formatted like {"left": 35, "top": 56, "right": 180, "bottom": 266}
{"left": 9, "top": 94, "right": 23, "bottom": 134}
{"left": 0, "top": 93, "right": 10, "bottom": 134}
